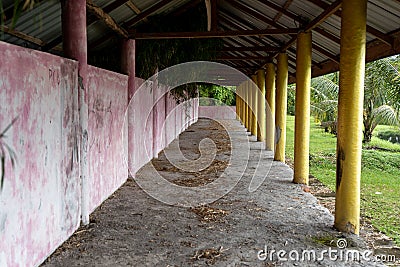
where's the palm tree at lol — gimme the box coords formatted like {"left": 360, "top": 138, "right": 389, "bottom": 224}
{"left": 363, "top": 57, "right": 400, "bottom": 142}
{"left": 310, "top": 72, "right": 339, "bottom": 134}
{"left": 308, "top": 57, "right": 400, "bottom": 142}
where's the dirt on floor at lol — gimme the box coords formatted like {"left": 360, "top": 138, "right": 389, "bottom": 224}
{"left": 42, "top": 119, "right": 396, "bottom": 267}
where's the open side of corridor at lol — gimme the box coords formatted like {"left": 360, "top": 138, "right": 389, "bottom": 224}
{"left": 43, "top": 118, "right": 382, "bottom": 267}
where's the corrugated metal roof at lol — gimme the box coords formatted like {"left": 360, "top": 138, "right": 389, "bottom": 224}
{"left": 0, "top": 0, "right": 399, "bottom": 79}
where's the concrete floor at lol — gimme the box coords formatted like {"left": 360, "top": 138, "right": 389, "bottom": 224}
{"left": 42, "top": 119, "right": 384, "bottom": 266}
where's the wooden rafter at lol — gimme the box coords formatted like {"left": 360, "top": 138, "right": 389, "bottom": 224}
{"left": 219, "top": 12, "right": 280, "bottom": 52}
{"left": 0, "top": 25, "right": 45, "bottom": 46}
{"left": 86, "top": 0, "right": 128, "bottom": 38}
{"left": 219, "top": 9, "right": 323, "bottom": 71}
{"left": 306, "top": 0, "right": 394, "bottom": 46}
{"left": 252, "top": 0, "right": 340, "bottom": 46}
{"left": 272, "top": 0, "right": 293, "bottom": 23}
{"left": 219, "top": 46, "right": 279, "bottom": 52}
{"left": 219, "top": 7, "right": 289, "bottom": 49}
{"left": 124, "top": 0, "right": 172, "bottom": 28}
{"left": 217, "top": 56, "right": 264, "bottom": 61}
{"left": 132, "top": 28, "right": 298, "bottom": 39}
{"left": 304, "top": 0, "right": 342, "bottom": 32}
{"left": 274, "top": 0, "right": 341, "bottom": 57}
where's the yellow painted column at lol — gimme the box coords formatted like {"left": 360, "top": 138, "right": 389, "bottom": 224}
{"left": 274, "top": 53, "right": 288, "bottom": 162}
{"left": 251, "top": 75, "right": 258, "bottom": 137}
{"left": 293, "top": 31, "right": 312, "bottom": 185}
{"left": 236, "top": 86, "right": 240, "bottom": 121}
{"left": 238, "top": 85, "right": 243, "bottom": 122}
{"left": 256, "top": 69, "right": 266, "bottom": 142}
{"left": 246, "top": 80, "right": 251, "bottom": 131}
{"left": 335, "top": 0, "right": 366, "bottom": 235}
{"left": 265, "top": 63, "right": 276, "bottom": 151}
{"left": 240, "top": 84, "right": 244, "bottom": 124}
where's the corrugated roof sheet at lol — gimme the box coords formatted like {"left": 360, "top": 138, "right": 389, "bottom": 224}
{"left": 0, "top": 0, "right": 399, "bottom": 79}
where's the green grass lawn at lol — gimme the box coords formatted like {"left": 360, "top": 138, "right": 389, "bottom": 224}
{"left": 285, "top": 116, "right": 400, "bottom": 245}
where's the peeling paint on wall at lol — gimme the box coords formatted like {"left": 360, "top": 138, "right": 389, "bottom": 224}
{"left": 87, "top": 66, "right": 129, "bottom": 213}
{"left": 0, "top": 41, "right": 80, "bottom": 267}
{"left": 0, "top": 41, "right": 199, "bottom": 267}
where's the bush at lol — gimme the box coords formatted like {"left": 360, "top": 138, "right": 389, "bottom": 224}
{"left": 377, "top": 129, "right": 400, "bottom": 144}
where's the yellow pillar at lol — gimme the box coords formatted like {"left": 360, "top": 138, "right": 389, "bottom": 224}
{"left": 251, "top": 75, "right": 258, "bottom": 136}
{"left": 239, "top": 84, "right": 243, "bottom": 124}
{"left": 265, "top": 63, "right": 276, "bottom": 150}
{"left": 256, "top": 69, "right": 266, "bottom": 142}
{"left": 335, "top": 0, "right": 366, "bottom": 235}
{"left": 240, "top": 84, "right": 244, "bottom": 124}
{"left": 246, "top": 80, "right": 251, "bottom": 131}
{"left": 293, "top": 31, "right": 312, "bottom": 185}
{"left": 236, "top": 86, "right": 240, "bottom": 121}
{"left": 275, "top": 53, "right": 288, "bottom": 162}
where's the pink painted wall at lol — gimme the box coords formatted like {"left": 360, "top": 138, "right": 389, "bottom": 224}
{"left": 165, "top": 93, "right": 177, "bottom": 147}
{"left": 0, "top": 41, "right": 199, "bottom": 267}
{"left": 87, "top": 66, "right": 128, "bottom": 213}
{"left": 0, "top": 42, "right": 80, "bottom": 267}
{"left": 128, "top": 78, "right": 154, "bottom": 174}
{"left": 199, "top": 106, "right": 236, "bottom": 120}
{"left": 153, "top": 84, "right": 166, "bottom": 157}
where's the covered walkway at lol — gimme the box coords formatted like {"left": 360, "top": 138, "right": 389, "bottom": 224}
{"left": 43, "top": 119, "right": 379, "bottom": 266}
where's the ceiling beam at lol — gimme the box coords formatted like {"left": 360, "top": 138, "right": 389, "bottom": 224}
{"left": 272, "top": 0, "right": 294, "bottom": 23}
{"left": 124, "top": 0, "right": 172, "bottom": 28}
{"left": 304, "top": 0, "right": 342, "bottom": 32}
{"left": 252, "top": 0, "right": 340, "bottom": 45}
{"left": 217, "top": 56, "right": 265, "bottom": 61}
{"left": 86, "top": 0, "right": 129, "bottom": 38}
{"left": 126, "top": 0, "right": 149, "bottom": 23}
{"left": 306, "top": 0, "right": 394, "bottom": 46}
{"left": 219, "top": 12, "right": 281, "bottom": 54}
{"left": 0, "top": 25, "right": 45, "bottom": 46}
{"left": 274, "top": 0, "right": 341, "bottom": 57}
{"left": 132, "top": 28, "right": 299, "bottom": 39}
{"left": 219, "top": 46, "right": 279, "bottom": 52}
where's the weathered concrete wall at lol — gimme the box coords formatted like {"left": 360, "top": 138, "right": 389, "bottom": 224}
{"left": 129, "top": 78, "right": 153, "bottom": 174}
{"left": 0, "top": 42, "right": 80, "bottom": 267}
{"left": 199, "top": 106, "right": 236, "bottom": 120}
{"left": 0, "top": 41, "right": 199, "bottom": 267}
{"left": 165, "top": 93, "right": 177, "bottom": 147}
{"left": 87, "top": 66, "right": 128, "bottom": 213}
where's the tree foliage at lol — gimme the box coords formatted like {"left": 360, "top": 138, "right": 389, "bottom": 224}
{"left": 198, "top": 84, "right": 236, "bottom": 106}
{"left": 295, "top": 56, "right": 400, "bottom": 142}
{"left": 136, "top": 4, "right": 222, "bottom": 101}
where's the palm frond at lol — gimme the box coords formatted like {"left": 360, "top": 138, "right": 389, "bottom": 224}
{"left": 372, "top": 105, "right": 400, "bottom": 127}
